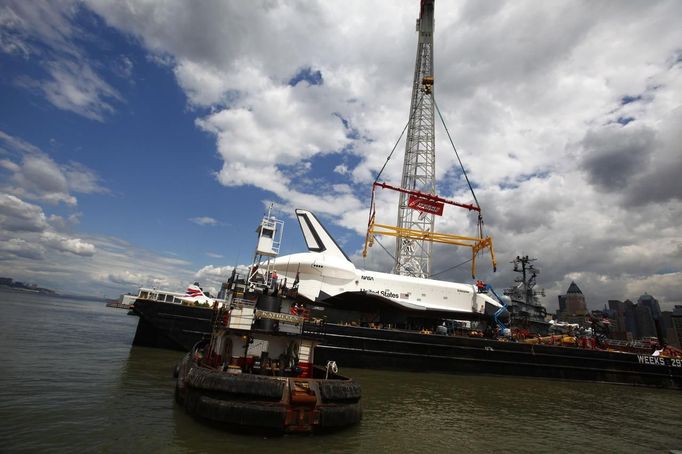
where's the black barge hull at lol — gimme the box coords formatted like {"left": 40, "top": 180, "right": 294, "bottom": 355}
{"left": 132, "top": 299, "right": 682, "bottom": 390}
{"left": 131, "top": 300, "right": 213, "bottom": 351}
{"left": 312, "top": 324, "right": 682, "bottom": 389}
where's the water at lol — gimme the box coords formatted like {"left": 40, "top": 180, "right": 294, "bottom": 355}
{"left": 1, "top": 291, "right": 681, "bottom": 453}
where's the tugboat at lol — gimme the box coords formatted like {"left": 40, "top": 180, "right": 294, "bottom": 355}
{"left": 173, "top": 208, "right": 362, "bottom": 434}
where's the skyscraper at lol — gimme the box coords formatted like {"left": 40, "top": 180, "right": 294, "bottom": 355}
{"left": 557, "top": 281, "right": 588, "bottom": 324}
{"left": 623, "top": 300, "right": 637, "bottom": 339}
{"left": 608, "top": 300, "right": 627, "bottom": 340}
{"left": 672, "top": 306, "right": 682, "bottom": 348}
{"left": 637, "top": 293, "right": 664, "bottom": 340}
{"left": 635, "top": 303, "right": 657, "bottom": 339}
{"left": 565, "top": 281, "right": 588, "bottom": 315}
{"left": 661, "top": 310, "right": 680, "bottom": 348}
{"left": 637, "top": 293, "right": 661, "bottom": 319}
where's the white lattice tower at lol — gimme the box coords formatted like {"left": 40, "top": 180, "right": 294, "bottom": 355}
{"left": 393, "top": 0, "right": 436, "bottom": 278}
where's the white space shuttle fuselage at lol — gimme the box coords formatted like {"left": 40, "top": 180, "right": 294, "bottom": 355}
{"left": 267, "top": 210, "right": 502, "bottom": 317}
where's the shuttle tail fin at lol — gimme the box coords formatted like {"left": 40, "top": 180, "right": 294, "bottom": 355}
{"left": 295, "top": 209, "right": 351, "bottom": 262}
{"left": 184, "top": 284, "right": 205, "bottom": 298}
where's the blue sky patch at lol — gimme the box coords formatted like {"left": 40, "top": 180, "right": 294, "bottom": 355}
{"left": 334, "top": 113, "right": 361, "bottom": 140}
{"left": 621, "top": 95, "right": 641, "bottom": 105}
{"left": 289, "top": 67, "right": 323, "bottom": 86}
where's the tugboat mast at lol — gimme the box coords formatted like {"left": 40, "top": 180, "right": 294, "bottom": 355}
{"left": 247, "top": 204, "right": 284, "bottom": 291}
{"left": 394, "top": 0, "right": 436, "bottom": 278}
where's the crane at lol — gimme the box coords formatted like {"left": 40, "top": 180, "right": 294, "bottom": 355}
{"left": 363, "top": 0, "right": 496, "bottom": 279}
{"left": 394, "top": 0, "right": 436, "bottom": 278}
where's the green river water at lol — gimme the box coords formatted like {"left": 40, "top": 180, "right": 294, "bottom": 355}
{"left": 1, "top": 290, "right": 681, "bottom": 453}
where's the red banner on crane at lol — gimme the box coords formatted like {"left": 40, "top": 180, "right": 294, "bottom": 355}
{"left": 408, "top": 195, "right": 444, "bottom": 216}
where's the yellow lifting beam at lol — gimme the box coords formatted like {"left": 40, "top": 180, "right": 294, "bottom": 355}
{"left": 362, "top": 221, "right": 497, "bottom": 278}
{"left": 362, "top": 182, "right": 497, "bottom": 278}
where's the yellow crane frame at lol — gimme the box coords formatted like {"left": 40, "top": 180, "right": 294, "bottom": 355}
{"left": 362, "top": 182, "right": 497, "bottom": 277}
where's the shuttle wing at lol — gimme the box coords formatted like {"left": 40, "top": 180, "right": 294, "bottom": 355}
{"left": 317, "top": 290, "right": 490, "bottom": 321}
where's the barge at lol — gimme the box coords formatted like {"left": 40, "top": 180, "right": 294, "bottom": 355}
{"left": 134, "top": 298, "right": 682, "bottom": 390}
{"left": 132, "top": 209, "right": 682, "bottom": 390}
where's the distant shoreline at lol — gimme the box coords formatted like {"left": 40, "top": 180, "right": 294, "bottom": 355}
{"left": 0, "top": 285, "right": 54, "bottom": 295}
{"left": 0, "top": 287, "right": 106, "bottom": 302}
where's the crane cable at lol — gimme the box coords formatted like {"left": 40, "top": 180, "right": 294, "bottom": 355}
{"left": 368, "top": 91, "right": 491, "bottom": 268}
{"left": 433, "top": 97, "right": 487, "bottom": 239}
{"left": 366, "top": 93, "right": 426, "bottom": 265}
{"left": 373, "top": 93, "right": 425, "bottom": 184}
{"left": 372, "top": 235, "right": 397, "bottom": 264}
{"left": 433, "top": 97, "right": 479, "bottom": 209}
{"left": 430, "top": 258, "right": 474, "bottom": 279}
{"left": 371, "top": 235, "right": 472, "bottom": 278}
{"left": 373, "top": 230, "right": 474, "bottom": 278}
{"left": 374, "top": 93, "right": 482, "bottom": 211}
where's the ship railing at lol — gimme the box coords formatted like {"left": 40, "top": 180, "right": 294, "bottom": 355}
{"left": 209, "top": 298, "right": 258, "bottom": 331}
{"left": 603, "top": 338, "right": 657, "bottom": 351}
{"left": 231, "top": 298, "right": 257, "bottom": 310}
{"left": 302, "top": 315, "right": 327, "bottom": 338}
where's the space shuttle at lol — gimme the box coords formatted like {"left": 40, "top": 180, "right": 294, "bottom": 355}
{"left": 268, "top": 209, "right": 506, "bottom": 321}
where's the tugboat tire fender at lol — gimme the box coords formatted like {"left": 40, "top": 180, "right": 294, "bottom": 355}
{"left": 318, "top": 381, "right": 362, "bottom": 403}
{"left": 174, "top": 353, "right": 193, "bottom": 404}
{"left": 319, "top": 403, "right": 363, "bottom": 427}
{"left": 187, "top": 367, "right": 285, "bottom": 400}
{"left": 194, "top": 394, "right": 287, "bottom": 429}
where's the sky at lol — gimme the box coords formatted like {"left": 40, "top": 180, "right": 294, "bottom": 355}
{"left": 0, "top": 0, "right": 680, "bottom": 310}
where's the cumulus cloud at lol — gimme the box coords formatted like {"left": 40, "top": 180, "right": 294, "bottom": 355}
{"left": 0, "top": 193, "right": 49, "bottom": 232}
{"left": 39, "top": 233, "right": 195, "bottom": 294}
{"left": 0, "top": 133, "right": 100, "bottom": 263}
{"left": 622, "top": 106, "right": 682, "bottom": 206}
{"left": 195, "top": 264, "right": 234, "bottom": 280}
{"left": 0, "top": 130, "right": 41, "bottom": 153}
{"left": 0, "top": 5, "right": 30, "bottom": 57}
{"left": 0, "top": 238, "right": 46, "bottom": 260}
{"left": 189, "top": 216, "right": 218, "bottom": 226}
{"left": 580, "top": 104, "right": 682, "bottom": 208}
{"left": 41, "top": 231, "right": 95, "bottom": 257}
{"left": 62, "top": 161, "right": 108, "bottom": 194}
{"left": 0, "top": 129, "right": 107, "bottom": 205}
{"left": 39, "top": 59, "right": 121, "bottom": 121}
{"left": 0, "top": 0, "right": 121, "bottom": 121}
{"left": 194, "top": 80, "right": 351, "bottom": 195}
{"left": 0, "top": 193, "right": 96, "bottom": 260}
{"left": 193, "top": 264, "right": 247, "bottom": 293}
{"left": 112, "top": 54, "right": 133, "bottom": 79}
{"left": 7, "top": 154, "right": 76, "bottom": 205}
{"left": 82, "top": 0, "right": 414, "bottom": 228}
{"left": 580, "top": 124, "right": 655, "bottom": 193}
{"left": 106, "top": 271, "right": 145, "bottom": 286}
